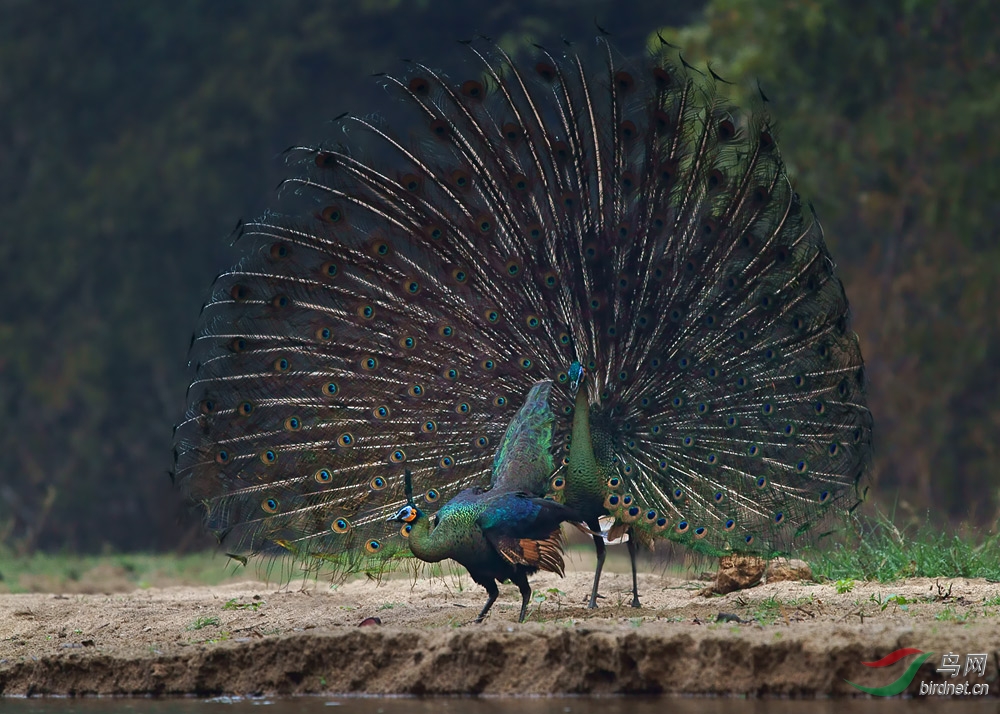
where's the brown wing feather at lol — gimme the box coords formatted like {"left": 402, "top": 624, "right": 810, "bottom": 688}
{"left": 493, "top": 528, "right": 566, "bottom": 576}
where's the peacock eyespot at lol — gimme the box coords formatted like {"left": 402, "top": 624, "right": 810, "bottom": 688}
{"left": 462, "top": 79, "right": 483, "bottom": 99}
{"left": 315, "top": 151, "right": 336, "bottom": 168}
{"left": 682, "top": 435, "right": 694, "bottom": 447}
{"left": 321, "top": 261, "right": 339, "bottom": 278}
{"left": 260, "top": 450, "right": 277, "bottom": 465}
{"left": 645, "top": 510, "right": 657, "bottom": 522}
{"left": 316, "top": 327, "right": 333, "bottom": 341}
{"left": 365, "top": 539, "right": 382, "bottom": 553}
{"left": 358, "top": 304, "right": 375, "bottom": 320}
{"left": 332, "top": 517, "right": 351, "bottom": 533}
{"left": 455, "top": 402, "right": 470, "bottom": 414}
{"left": 480, "top": 359, "right": 495, "bottom": 371}
{"left": 261, "top": 498, "right": 279, "bottom": 513}
{"left": 814, "top": 400, "right": 826, "bottom": 415}
{"left": 724, "top": 519, "right": 736, "bottom": 531}
{"left": 501, "top": 122, "right": 522, "bottom": 142}
{"left": 672, "top": 488, "right": 683, "bottom": 500}
{"left": 215, "top": 450, "right": 230, "bottom": 464}
{"left": 421, "top": 420, "right": 437, "bottom": 433}
{"left": 269, "top": 242, "right": 290, "bottom": 261}
{"left": 756, "top": 476, "right": 767, "bottom": 488}
{"left": 399, "top": 336, "right": 417, "bottom": 350}
{"left": 320, "top": 206, "right": 342, "bottom": 223}
{"left": 557, "top": 371, "right": 568, "bottom": 383}
{"left": 707, "top": 169, "right": 725, "bottom": 190}
{"left": 650, "top": 425, "right": 661, "bottom": 435}
{"left": 425, "top": 226, "right": 444, "bottom": 241}
{"left": 536, "top": 61, "right": 556, "bottom": 81}
{"left": 718, "top": 119, "right": 735, "bottom": 140}
{"left": 439, "top": 456, "right": 454, "bottom": 468}
{"left": 389, "top": 450, "right": 406, "bottom": 463}
{"left": 725, "top": 415, "right": 739, "bottom": 428}
{"left": 198, "top": 399, "right": 216, "bottom": 415}
{"left": 439, "top": 325, "right": 454, "bottom": 337}
{"left": 283, "top": 416, "right": 302, "bottom": 431}
{"left": 654, "top": 517, "right": 669, "bottom": 531}
{"left": 774, "top": 511, "right": 784, "bottom": 524}
{"left": 476, "top": 216, "right": 492, "bottom": 234}
{"left": 747, "top": 445, "right": 759, "bottom": 457}
{"left": 707, "top": 453, "right": 717, "bottom": 464}
{"left": 519, "top": 357, "right": 532, "bottom": 370}
{"left": 744, "top": 534, "right": 755, "bottom": 545}
{"left": 551, "top": 476, "right": 565, "bottom": 491}
{"left": 409, "top": 76, "right": 430, "bottom": 94}
{"left": 400, "top": 173, "right": 422, "bottom": 192}
{"left": 323, "top": 381, "right": 338, "bottom": 396}
{"left": 506, "top": 260, "right": 521, "bottom": 276}
{"left": 676, "top": 521, "right": 689, "bottom": 534}
{"left": 451, "top": 269, "right": 468, "bottom": 284}
{"left": 424, "top": 489, "right": 440, "bottom": 503}
{"left": 443, "top": 368, "right": 459, "bottom": 380}
{"left": 714, "top": 491, "right": 724, "bottom": 502}
{"left": 430, "top": 119, "right": 450, "bottom": 138}
{"left": 338, "top": 433, "right": 354, "bottom": 447}
{"left": 795, "top": 460, "right": 808, "bottom": 473}
{"left": 621, "top": 495, "right": 634, "bottom": 507}
{"left": 493, "top": 395, "right": 507, "bottom": 407}
{"left": 525, "top": 315, "right": 540, "bottom": 329}
{"left": 544, "top": 272, "right": 558, "bottom": 288}
{"left": 761, "top": 403, "right": 773, "bottom": 416}
{"left": 828, "top": 442, "right": 840, "bottom": 456}
{"left": 613, "top": 70, "right": 634, "bottom": 91}
{"left": 361, "top": 357, "right": 378, "bottom": 371}
{"left": 512, "top": 175, "right": 529, "bottom": 192}
{"left": 475, "top": 436, "right": 489, "bottom": 448}
{"left": 819, "top": 490, "right": 831, "bottom": 503}
{"left": 274, "top": 358, "right": 290, "bottom": 372}
{"left": 315, "top": 468, "right": 333, "bottom": 484}
{"left": 408, "top": 384, "right": 424, "bottom": 397}
{"left": 620, "top": 120, "right": 637, "bottom": 139}
{"left": 559, "top": 332, "right": 570, "bottom": 345}
{"left": 404, "top": 280, "right": 420, "bottom": 295}
{"left": 229, "top": 337, "right": 247, "bottom": 352}
{"left": 373, "top": 405, "right": 390, "bottom": 419}
{"left": 229, "top": 284, "right": 249, "bottom": 301}
{"left": 484, "top": 309, "right": 500, "bottom": 323}
{"left": 605, "top": 494, "right": 621, "bottom": 509}
{"left": 271, "top": 294, "right": 289, "bottom": 308}
{"left": 694, "top": 526, "right": 707, "bottom": 539}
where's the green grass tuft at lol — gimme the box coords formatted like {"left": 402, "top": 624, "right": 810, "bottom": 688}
{"left": 804, "top": 509, "right": 1000, "bottom": 582}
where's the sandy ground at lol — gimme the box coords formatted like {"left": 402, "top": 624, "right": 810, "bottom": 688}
{"left": 1, "top": 551, "right": 999, "bottom": 697}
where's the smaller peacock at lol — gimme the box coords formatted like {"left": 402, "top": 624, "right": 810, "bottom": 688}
{"left": 392, "top": 380, "right": 581, "bottom": 623}
{"left": 174, "top": 37, "right": 873, "bottom": 616}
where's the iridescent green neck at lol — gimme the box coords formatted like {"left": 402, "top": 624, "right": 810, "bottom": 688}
{"left": 566, "top": 386, "right": 603, "bottom": 516}
{"left": 405, "top": 515, "right": 449, "bottom": 563}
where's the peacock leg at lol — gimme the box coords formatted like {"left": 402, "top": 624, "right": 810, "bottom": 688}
{"left": 474, "top": 579, "right": 500, "bottom": 623}
{"left": 512, "top": 570, "right": 532, "bottom": 623}
{"left": 626, "top": 527, "right": 641, "bottom": 608}
{"left": 587, "top": 517, "right": 606, "bottom": 609}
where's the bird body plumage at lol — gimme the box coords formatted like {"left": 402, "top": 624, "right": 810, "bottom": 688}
{"left": 174, "top": 37, "right": 873, "bottom": 615}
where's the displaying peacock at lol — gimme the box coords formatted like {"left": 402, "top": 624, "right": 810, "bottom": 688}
{"left": 391, "top": 379, "right": 582, "bottom": 622}
{"left": 174, "top": 37, "right": 873, "bottom": 614}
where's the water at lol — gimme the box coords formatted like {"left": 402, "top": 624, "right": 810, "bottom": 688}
{"left": 0, "top": 697, "right": 995, "bottom": 714}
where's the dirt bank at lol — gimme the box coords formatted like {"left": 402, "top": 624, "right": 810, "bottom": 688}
{"left": 1, "top": 558, "right": 998, "bottom": 697}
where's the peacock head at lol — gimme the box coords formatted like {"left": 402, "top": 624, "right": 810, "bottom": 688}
{"left": 568, "top": 361, "right": 586, "bottom": 393}
{"left": 389, "top": 503, "right": 423, "bottom": 524}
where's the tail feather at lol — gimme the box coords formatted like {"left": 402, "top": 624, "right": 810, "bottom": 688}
{"left": 175, "top": 38, "right": 872, "bottom": 575}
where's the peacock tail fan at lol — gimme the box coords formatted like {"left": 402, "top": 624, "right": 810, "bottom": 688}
{"left": 174, "top": 37, "right": 873, "bottom": 578}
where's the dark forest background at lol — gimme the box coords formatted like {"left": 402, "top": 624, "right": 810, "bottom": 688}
{"left": 1, "top": 0, "right": 997, "bottom": 554}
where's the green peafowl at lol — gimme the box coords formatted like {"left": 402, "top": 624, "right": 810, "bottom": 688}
{"left": 174, "top": 37, "right": 873, "bottom": 613}
{"left": 391, "top": 379, "right": 582, "bottom": 622}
